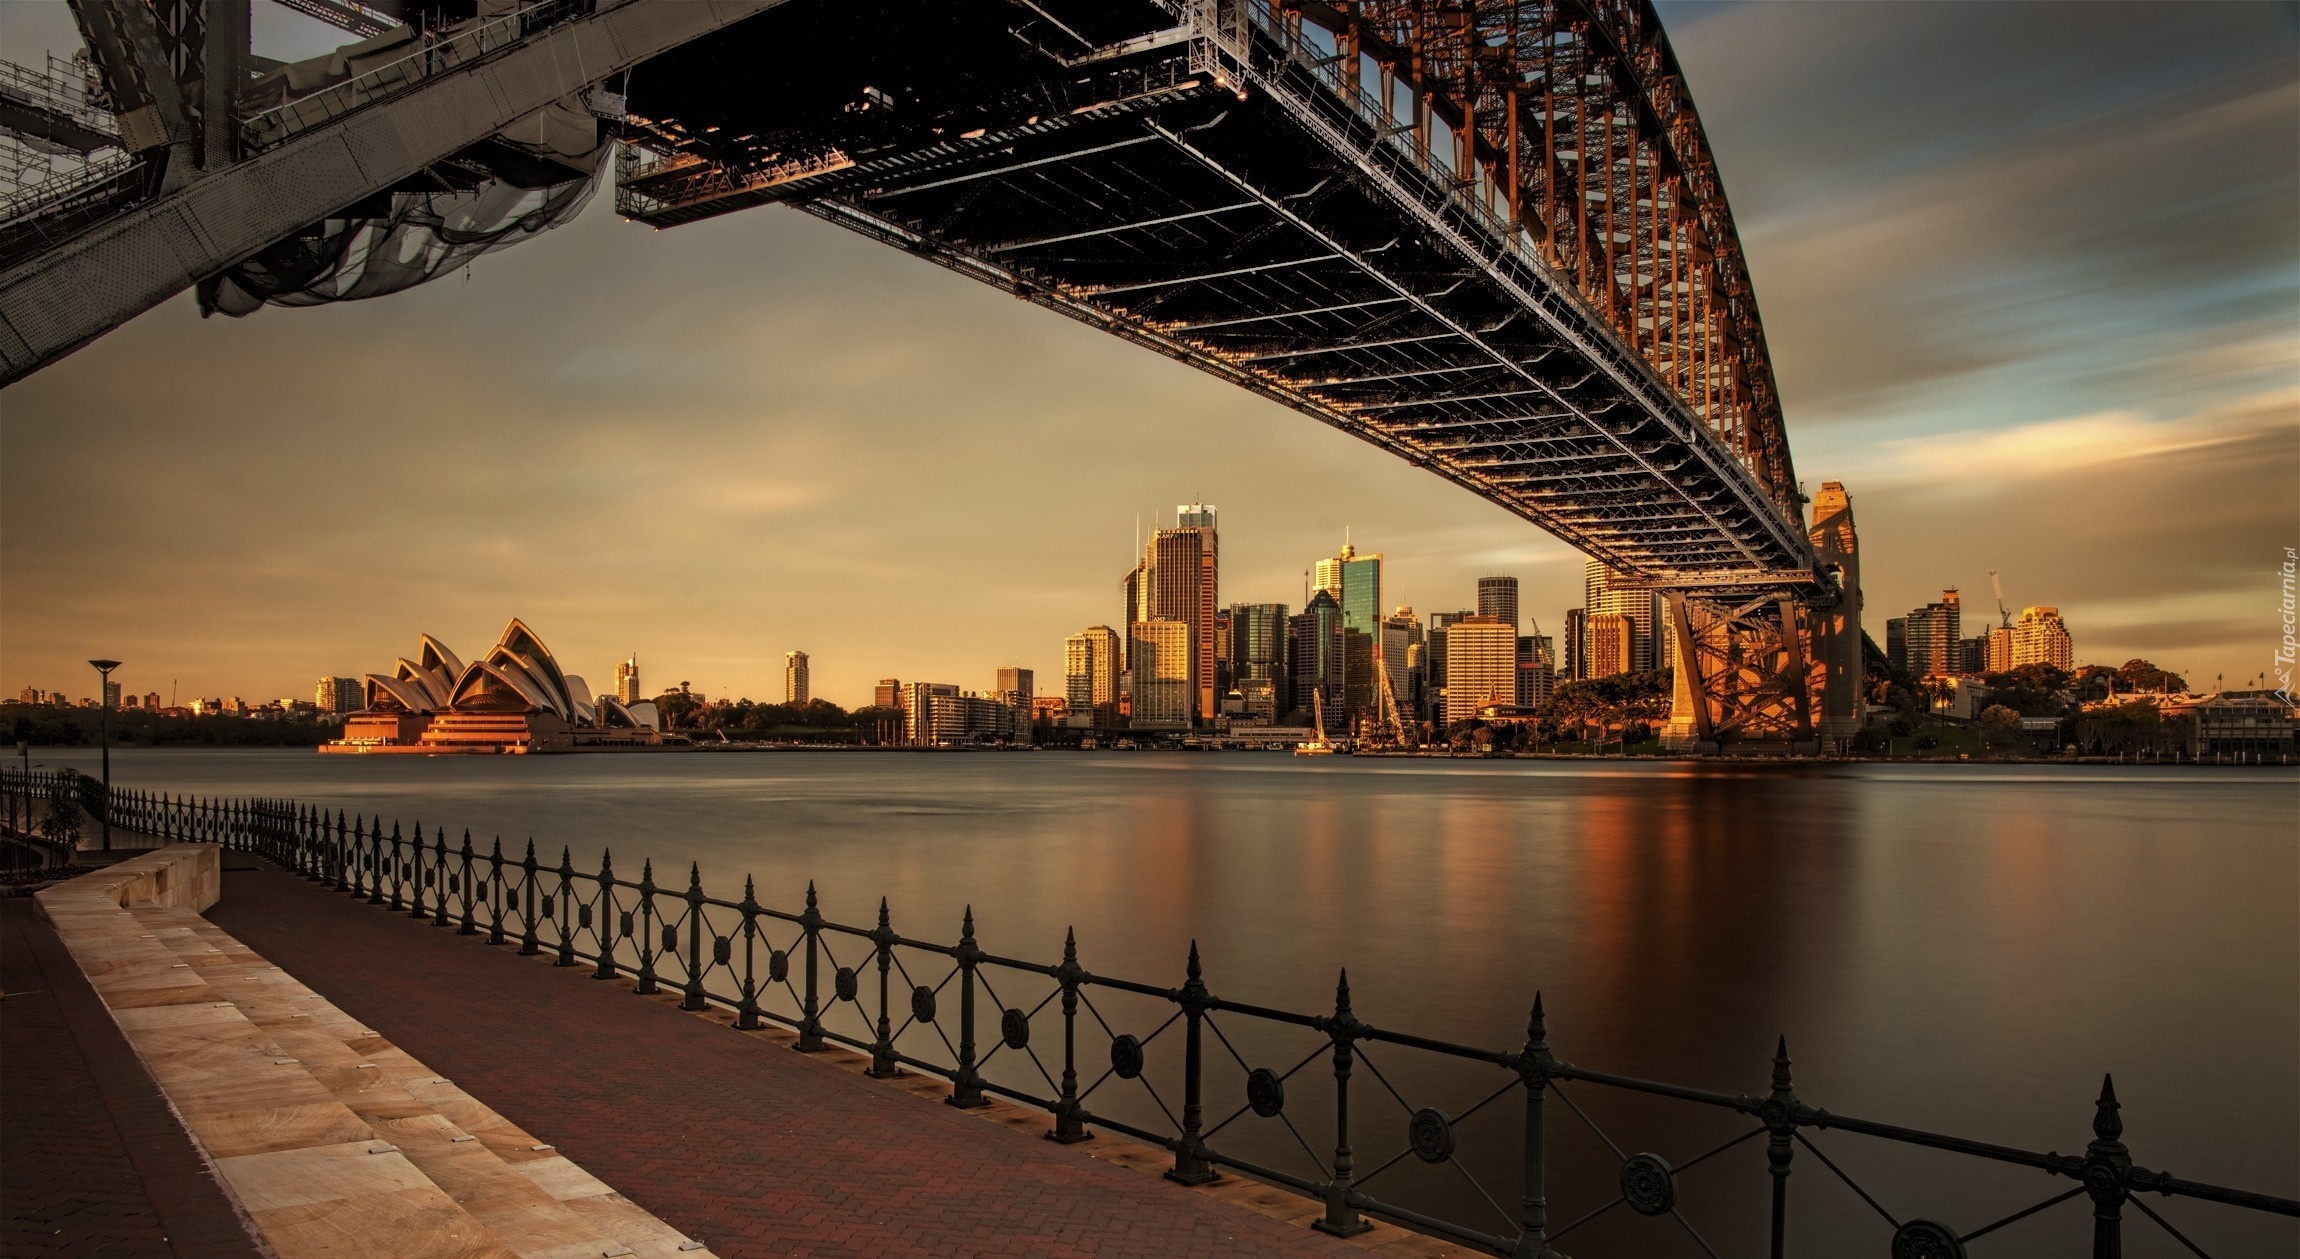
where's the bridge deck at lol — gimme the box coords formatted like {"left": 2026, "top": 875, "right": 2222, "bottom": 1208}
{"left": 202, "top": 861, "right": 1420, "bottom": 1259}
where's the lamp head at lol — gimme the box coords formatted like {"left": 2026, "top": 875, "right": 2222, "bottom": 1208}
{"left": 89, "top": 659, "right": 122, "bottom": 672}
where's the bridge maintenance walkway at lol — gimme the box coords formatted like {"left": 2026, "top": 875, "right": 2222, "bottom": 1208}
{"left": 201, "top": 861, "right": 1427, "bottom": 1259}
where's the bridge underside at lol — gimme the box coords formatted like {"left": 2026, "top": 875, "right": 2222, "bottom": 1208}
{"left": 615, "top": 0, "right": 1813, "bottom": 592}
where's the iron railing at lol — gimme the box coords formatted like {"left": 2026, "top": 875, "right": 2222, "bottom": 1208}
{"left": 16, "top": 767, "right": 2293, "bottom": 1259}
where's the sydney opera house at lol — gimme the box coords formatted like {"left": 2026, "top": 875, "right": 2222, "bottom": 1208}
{"left": 325, "top": 619, "right": 671, "bottom": 754}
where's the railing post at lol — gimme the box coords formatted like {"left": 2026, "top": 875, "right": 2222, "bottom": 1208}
{"left": 1765, "top": 1036, "right": 1797, "bottom": 1259}
{"left": 1515, "top": 993, "right": 1553, "bottom": 1259}
{"left": 432, "top": 827, "right": 451, "bottom": 927}
{"left": 735, "top": 876, "right": 762, "bottom": 1031}
{"left": 554, "top": 846, "right": 577, "bottom": 967}
{"left": 796, "top": 881, "right": 825, "bottom": 1051}
{"left": 2084, "top": 1075, "right": 2130, "bottom": 1259}
{"left": 1048, "top": 927, "right": 1088, "bottom": 1142}
{"left": 1166, "top": 941, "right": 1217, "bottom": 1185}
{"left": 680, "top": 862, "right": 707, "bottom": 1011}
{"left": 334, "top": 810, "right": 351, "bottom": 893}
{"left": 948, "top": 907, "right": 986, "bottom": 1108}
{"left": 394, "top": 822, "right": 413, "bottom": 912}
{"left": 1315, "top": 969, "right": 1369, "bottom": 1236}
{"left": 402, "top": 819, "right": 420, "bottom": 916}
{"left": 635, "top": 859, "right": 659, "bottom": 994}
{"left": 519, "top": 841, "right": 541, "bottom": 956}
{"left": 485, "top": 838, "right": 506, "bottom": 945}
{"left": 868, "top": 898, "right": 897, "bottom": 1078}
{"left": 593, "top": 849, "right": 619, "bottom": 980}
{"left": 457, "top": 830, "right": 477, "bottom": 935}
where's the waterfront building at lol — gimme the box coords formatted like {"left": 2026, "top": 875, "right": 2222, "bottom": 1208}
{"left": 2189, "top": 691, "right": 2296, "bottom": 757}
{"left": 874, "top": 678, "right": 902, "bottom": 710}
{"left": 995, "top": 666, "right": 1034, "bottom": 742}
{"left": 1426, "top": 608, "right": 1474, "bottom": 725}
{"left": 1315, "top": 541, "right": 1383, "bottom": 638}
{"left": 1886, "top": 617, "right": 1907, "bottom": 670}
{"left": 1443, "top": 615, "right": 1516, "bottom": 725}
{"left": 1227, "top": 603, "right": 1291, "bottom": 722}
{"left": 1064, "top": 626, "right": 1120, "bottom": 725}
{"left": 1563, "top": 607, "right": 1587, "bottom": 682}
{"left": 1127, "top": 619, "right": 1193, "bottom": 729}
{"left": 902, "top": 681, "right": 961, "bottom": 743}
{"left": 1477, "top": 576, "right": 1519, "bottom": 630}
{"left": 315, "top": 676, "right": 362, "bottom": 716}
{"left": 615, "top": 656, "right": 641, "bottom": 704}
{"left": 1125, "top": 505, "right": 1219, "bottom": 723}
{"left": 924, "top": 691, "right": 1017, "bottom": 743}
{"left": 1341, "top": 628, "right": 1376, "bottom": 727}
{"left": 1380, "top": 607, "right": 1423, "bottom": 725}
{"left": 1585, "top": 560, "right": 1662, "bottom": 673}
{"left": 784, "top": 651, "right": 810, "bottom": 705}
{"left": 1588, "top": 612, "right": 1636, "bottom": 679}
{"left": 1289, "top": 591, "right": 1345, "bottom": 730}
{"left": 1517, "top": 631, "right": 1554, "bottom": 705}
{"left": 1901, "top": 590, "right": 1962, "bottom": 677}
{"left": 2010, "top": 606, "right": 2074, "bottom": 670}
{"left": 333, "top": 620, "right": 665, "bottom": 753}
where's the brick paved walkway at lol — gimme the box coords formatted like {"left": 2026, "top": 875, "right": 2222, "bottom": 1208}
{"left": 207, "top": 863, "right": 1364, "bottom": 1259}
{"left": 1, "top": 897, "right": 263, "bottom": 1259}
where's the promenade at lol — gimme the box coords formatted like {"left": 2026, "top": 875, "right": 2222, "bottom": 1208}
{"left": 201, "top": 861, "right": 1399, "bottom": 1258}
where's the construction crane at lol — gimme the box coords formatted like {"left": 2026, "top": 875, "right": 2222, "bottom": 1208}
{"left": 1989, "top": 571, "right": 2012, "bottom": 629}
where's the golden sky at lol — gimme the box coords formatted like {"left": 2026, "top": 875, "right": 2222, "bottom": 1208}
{"left": 2, "top": 1, "right": 2293, "bottom": 705}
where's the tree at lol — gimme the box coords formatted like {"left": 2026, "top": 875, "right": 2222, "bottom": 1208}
{"left": 1978, "top": 704, "right": 2024, "bottom": 749}
{"left": 1979, "top": 664, "right": 2071, "bottom": 717}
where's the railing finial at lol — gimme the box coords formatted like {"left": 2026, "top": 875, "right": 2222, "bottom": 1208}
{"left": 2093, "top": 1073, "right": 2122, "bottom": 1142}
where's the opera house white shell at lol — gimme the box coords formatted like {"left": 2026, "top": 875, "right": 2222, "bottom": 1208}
{"left": 326, "top": 619, "right": 667, "bottom": 754}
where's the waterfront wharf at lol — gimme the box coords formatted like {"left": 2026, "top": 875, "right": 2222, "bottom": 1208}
{"left": 200, "top": 859, "right": 1420, "bottom": 1258}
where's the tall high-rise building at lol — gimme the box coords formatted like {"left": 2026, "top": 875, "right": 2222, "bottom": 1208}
{"left": 2010, "top": 606, "right": 2073, "bottom": 670}
{"left": 1517, "top": 631, "right": 1554, "bottom": 705}
{"left": 1228, "top": 603, "right": 1291, "bottom": 722}
{"left": 143, "top": 691, "right": 161, "bottom": 710}
{"left": 1985, "top": 626, "right": 2014, "bottom": 674}
{"left": 1315, "top": 541, "right": 1383, "bottom": 639}
{"left": 1127, "top": 505, "right": 1219, "bottom": 723}
{"left": 1563, "top": 608, "right": 1587, "bottom": 682}
{"left": 1585, "top": 560, "right": 1663, "bottom": 673}
{"left": 1380, "top": 607, "right": 1423, "bottom": 725}
{"left": 1290, "top": 591, "right": 1345, "bottom": 729}
{"left": 1477, "top": 576, "right": 1519, "bottom": 630}
{"left": 1064, "top": 626, "right": 1121, "bottom": 724}
{"left": 1128, "top": 619, "right": 1194, "bottom": 729}
{"left": 1340, "top": 629, "right": 1376, "bottom": 726}
{"left": 1886, "top": 617, "right": 1908, "bottom": 669}
{"left": 102, "top": 680, "right": 121, "bottom": 709}
{"left": 616, "top": 656, "right": 642, "bottom": 704}
{"left": 1426, "top": 608, "right": 1474, "bottom": 724}
{"left": 1901, "top": 589, "right": 1962, "bottom": 677}
{"left": 315, "top": 676, "right": 362, "bottom": 716}
{"left": 902, "top": 681, "right": 960, "bottom": 743}
{"left": 996, "top": 667, "right": 1033, "bottom": 701}
{"left": 874, "top": 678, "right": 902, "bottom": 709}
{"left": 1588, "top": 612, "right": 1637, "bottom": 679}
{"left": 1443, "top": 616, "right": 1517, "bottom": 724}
{"left": 784, "top": 651, "right": 810, "bottom": 704}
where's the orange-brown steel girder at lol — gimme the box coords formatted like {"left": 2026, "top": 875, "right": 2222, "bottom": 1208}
{"left": 1276, "top": 0, "right": 1797, "bottom": 519}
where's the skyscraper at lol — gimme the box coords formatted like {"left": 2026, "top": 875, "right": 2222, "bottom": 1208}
{"left": 616, "top": 656, "right": 642, "bottom": 704}
{"left": 1380, "top": 607, "right": 1423, "bottom": 726}
{"left": 1901, "top": 590, "right": 1961, "bottom": 677}
{"left": 1290, "top": 591, "right": 1345, "bottom": 729}
{"left": 995, "top": 667, "right": 1034, "bottom": 744}
{"left": 2010, "top": 606, "right": 2073, "bottom": 670}
{"left": 1128, "top": 619, "right": 1193, "bottom": 729}
{"left": 1477, "top": 576, "right": 1519, "bottom": 630}
{"left": 1426, "top": 609, "right": 1474, "bottom": 725}
{"left": 1128, "top": 505, "right": 1219, "bottom": 723}
{"left": 1588, "top": 613, "right": 1636, "bottom": 679}
{"left": 1563, "top": 608, "right": 1587, "bottom": 682}
{"left": 1228, "top": 603, "right": 1291, "bottom": 723}
{"left": 315, "top": 676, "right": 362, "bottom": 716}
{"left": 1315, "top": 541, "right": 1383, "bottom": 638}
{"left": 785, "top": 651, "right": 810, "bottom": 704}
{"left": 1064, "top": 625, "right": 1121, "bottom": 724}
{"left": 874, "top": 678, "right": 902, "bottom": 709}
{"left": 1584, "top": 560, "right": 1662, "bottom": 673}
{"left": 1443, "top": 616, "right": 1517, "bottom": 725}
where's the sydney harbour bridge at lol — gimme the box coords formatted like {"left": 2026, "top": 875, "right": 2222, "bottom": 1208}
{"left": 0, "top": 0, "right": 1864, "bottom": 752}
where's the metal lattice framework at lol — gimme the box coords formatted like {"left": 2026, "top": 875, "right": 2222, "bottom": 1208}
{"left": 611, "top": 0, "right": 1813, "bottom": 590}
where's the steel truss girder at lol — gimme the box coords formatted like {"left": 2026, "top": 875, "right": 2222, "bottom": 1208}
{"left": 0, "top": 0, "right": 780, "bottom": 383}
{"left": 1661, "top": 590, "right": 1817, "bottom": 751}
{"left": 983, "top": 200, "right": 1260, "bottom": 252}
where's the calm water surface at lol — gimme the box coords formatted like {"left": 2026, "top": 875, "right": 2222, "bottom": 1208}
{"left": 43, "top": 748, "right": 2299, "bottom": 1256}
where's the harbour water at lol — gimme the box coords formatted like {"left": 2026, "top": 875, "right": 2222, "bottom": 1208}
{"left": 38, "top": 747, "right": 2299, "bottom": 1256}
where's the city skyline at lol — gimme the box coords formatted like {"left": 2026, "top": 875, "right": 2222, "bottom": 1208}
{"left": 1, "top": 1, "right": 2290, "bottom": 705}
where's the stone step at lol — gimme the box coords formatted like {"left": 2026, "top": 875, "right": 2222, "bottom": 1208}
{"left": 139, "top": 905, "right": 716, "bottom": 1259}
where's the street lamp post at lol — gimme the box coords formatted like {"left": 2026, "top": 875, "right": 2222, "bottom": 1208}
{"left": 89, "top": 659, "right": 121, "bottom": 851}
